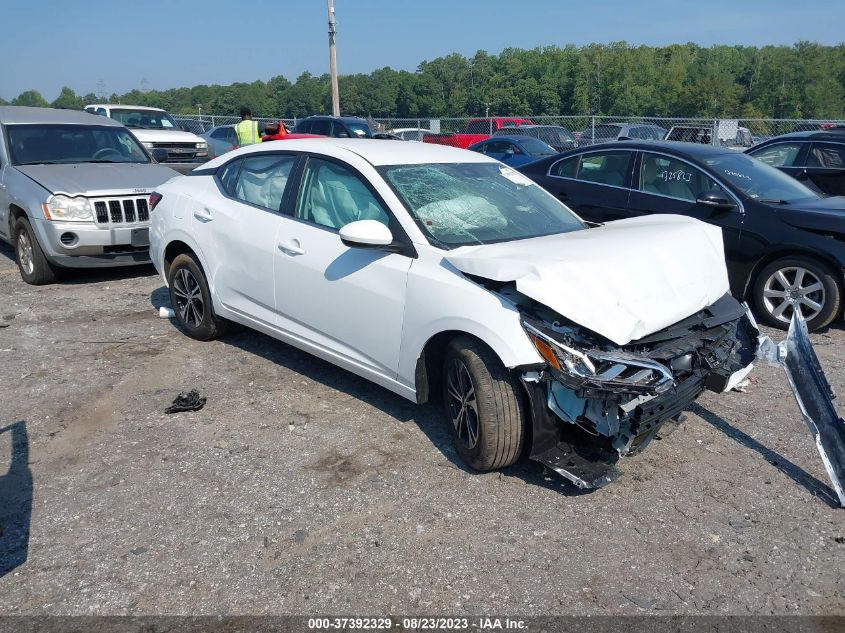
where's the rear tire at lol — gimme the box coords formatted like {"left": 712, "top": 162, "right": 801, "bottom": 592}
{"left": 441, "top": 336, "right": 525, "bottom": 471}
{"left": 14, "top": 217, "right": 58, "bottom": 285}
{"left": 168, "top": 253, "right": 227, "bottom": 340}
{"left": 752, "top": 256, "right": 841, "bottom": 331}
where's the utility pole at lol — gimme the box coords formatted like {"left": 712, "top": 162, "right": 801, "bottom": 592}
{"left": 327, "top": 0, "right": 340, "bottom": 116}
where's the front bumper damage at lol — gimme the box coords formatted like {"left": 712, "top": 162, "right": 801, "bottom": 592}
{"left": 520, "top": 294, "right": 845, "bottom": 506}
{"left": 519, "top": 294, "right": 761, "bottom": 489}
{"left": 767, "top": 313, "right": 845, "bottom": 507}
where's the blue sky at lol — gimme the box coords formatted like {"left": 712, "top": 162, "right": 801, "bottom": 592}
{"left": 1, "top": 0, "right": 843, "bottom": 102}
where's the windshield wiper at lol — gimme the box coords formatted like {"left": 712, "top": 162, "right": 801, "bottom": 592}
{"left": 16, "top": 161, "right": 65, "bottom": 165}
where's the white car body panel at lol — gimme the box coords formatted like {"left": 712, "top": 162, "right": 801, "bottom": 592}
{"left": 445, "top": 214, "right": 730, "bottom": 345}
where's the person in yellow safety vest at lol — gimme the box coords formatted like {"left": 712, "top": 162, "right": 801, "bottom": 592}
{"left": 235, "top": 107, "right": 261, "bottom": 146}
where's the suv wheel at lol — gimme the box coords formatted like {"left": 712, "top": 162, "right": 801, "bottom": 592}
{"left": 14, "top": 218, "right": 58, "bottom": 285}
{"left": 168, "top": 253, "right": 227, "bottom": 340}
{"left": 441, "top": 336, "right": 525, "bottom": 471}
{"left": 752, "top": 256, "right": 842, "bottom": 331}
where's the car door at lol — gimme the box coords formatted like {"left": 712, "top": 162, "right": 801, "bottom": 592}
{"left": 804, "top": 142, "right": 845, "bottom": 196}
{"left": 627, "top": 151, "right": 746, "bottom": 280}
{"left": 273, "top": 156, "right": 413, "bottom": 378}
{"left": 541, "top": 150, "right": 634, "bottom": 222}
{"left": 194, "top": 153, "right": 297, "bottom": 327}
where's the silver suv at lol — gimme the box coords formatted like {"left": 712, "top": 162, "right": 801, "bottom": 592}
{"left": 0, "top": 107, "right": 179, "bottom": 284}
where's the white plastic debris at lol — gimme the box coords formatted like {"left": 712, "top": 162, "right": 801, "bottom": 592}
{"left": 159, "top": 306, "right": 176, "bottom": 319}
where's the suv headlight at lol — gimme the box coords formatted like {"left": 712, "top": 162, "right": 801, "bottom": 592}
{"left": 522, "top": 320, "right": 674, "bottom": 394}
{"left": 195, "top": 142, "right": 207, "bottom": 149}
{"left": 141, "top": 142, "right": 155, "bottom": 149}
{"left": 42, "top": 195, "right": 94, "bottom": 222}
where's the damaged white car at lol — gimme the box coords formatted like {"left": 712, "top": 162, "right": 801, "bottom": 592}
{"left": 149, "top": 140, "right": 772, "bottom": 488}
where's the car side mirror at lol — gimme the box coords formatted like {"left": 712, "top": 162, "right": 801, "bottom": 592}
{"left": 150, "top": 148, "right": 169, "bottom": 163}
{"left": 696, "top": 190, "right": 736, "bottom": 211}
{"left": 339, "top": 220, "right": 394, "bottom": 249}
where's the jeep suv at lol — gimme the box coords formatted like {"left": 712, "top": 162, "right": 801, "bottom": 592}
{"left": 0, "top": 107, "right": 178, "bottom": 284}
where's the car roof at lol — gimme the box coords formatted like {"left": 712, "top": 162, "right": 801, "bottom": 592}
{"left": 202, "top": 138, "right": 494, "bottom": 169}
{"left": 302, "top": 115, "right": 368, "bottom": 122}
{"left": 577, "top": 140, "right": 735, "bottom": 156}
{"left": 86, "top": 103, "right": 165, "bottom": 112}
{"left": 479, "top": 135, "right": 539, "bottom": 143}
{"left": 0, "top": 106, "right": 123, "bottom": 126}
{"left": 761, "top": 130, "right": 845, "bottom": 141}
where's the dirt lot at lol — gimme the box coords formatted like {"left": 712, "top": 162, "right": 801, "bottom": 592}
{"left": 0, "top": 242, "right": 843, "bottom": 616}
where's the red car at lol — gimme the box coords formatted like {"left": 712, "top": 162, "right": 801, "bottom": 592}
{"left": 423, "top": 117, "right": 535, "bottom": 149}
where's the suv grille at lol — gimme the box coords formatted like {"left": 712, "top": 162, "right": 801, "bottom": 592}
{"left": 93, "top": 197, "right": 150, "bottom": 225}
{"left": 152, "top": 142, "right": 199, "bottom": 162}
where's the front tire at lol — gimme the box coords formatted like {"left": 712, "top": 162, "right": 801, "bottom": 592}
{"left": 168, "top": 253, "right": 227, "bottom": 340}
{"left": 752, "top": 256, "right": 841, "bottom": 331}
{"left": 14, "top": 217, "right": 58, "bottom": 285}
{"left": 441, "top": 336, "right": 525, "bottom": 471}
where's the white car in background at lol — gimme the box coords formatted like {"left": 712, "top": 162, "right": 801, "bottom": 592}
{"left": 148, "top": 139, "right": 764, "bottom": 488}
{"left": 390, "top": 127, "right": 433, "bottom": 142}
{"left": 85, "top": 104, "right": 208, "bottom": 172}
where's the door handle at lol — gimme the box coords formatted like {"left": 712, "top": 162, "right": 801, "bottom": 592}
{"left": 556, "top": 191, "right": 569, "bottom": 201}
{"left": 193, "top": 209, "right": 213, "bottom": 222}
{"left": 277, "top": 240, "right": 305, "bottom": 256}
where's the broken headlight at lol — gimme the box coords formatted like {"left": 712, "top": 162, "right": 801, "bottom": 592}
{"left": 522, "top": 321, "right": 674, "bottom": 395}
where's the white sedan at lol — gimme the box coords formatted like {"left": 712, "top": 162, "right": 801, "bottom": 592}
{"left": 149, "top": 139, "right": 760, "bottom": 488}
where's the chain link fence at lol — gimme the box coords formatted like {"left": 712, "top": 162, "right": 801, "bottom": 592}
{"left": 174, "top": 113, "right": 845, "bottom": 147}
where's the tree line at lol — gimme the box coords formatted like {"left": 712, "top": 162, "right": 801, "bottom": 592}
{"left": 3, "top": 42, "right": 844, "bottom": 120}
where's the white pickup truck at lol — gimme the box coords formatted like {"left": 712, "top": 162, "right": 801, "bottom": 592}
{"left": 85, "top": 104, "right": 208, "bottom": 173}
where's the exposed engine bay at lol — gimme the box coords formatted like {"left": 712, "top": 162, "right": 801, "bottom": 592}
{"left": 489, "top": 281, "right": 761, "bottom": 489}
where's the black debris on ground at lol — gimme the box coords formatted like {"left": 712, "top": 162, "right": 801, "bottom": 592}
{"left": 164, "top": 390, "right": 207, "bottom": 414}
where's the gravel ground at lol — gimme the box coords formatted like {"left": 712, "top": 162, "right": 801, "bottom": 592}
{"left": 0, "top": 243, "right": 843, "bottom": 617}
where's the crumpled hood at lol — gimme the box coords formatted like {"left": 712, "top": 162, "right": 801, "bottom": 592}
{"left": 17, "top": 163, "right": 179, "bottom": 197}
{"left": 445, "top": 214, "right": 730, "bottom": 345}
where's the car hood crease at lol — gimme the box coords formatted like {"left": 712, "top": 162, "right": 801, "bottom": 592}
{"left": 445, "top": 214, "right": 731, "bottom": 345}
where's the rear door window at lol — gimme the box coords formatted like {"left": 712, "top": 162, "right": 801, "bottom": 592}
{"left": 232, "top": 154, "right": 296, "bottom": 211}
{"left": 576, "top": 151, "right": 632, "bottom": 187}
{"left": 551, "top": 155, "right": 579, "bottom": 178}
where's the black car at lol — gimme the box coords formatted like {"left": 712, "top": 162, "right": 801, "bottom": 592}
{"left": 494, "top": 125, "right": 576, "bottom": 152}
{"left": 519, "top": 141, "right": 845, "bottom": 331}
{"left": 292, "top": 115, "right": 372, "bottom": 138}
{"left": 746, "top": 130, "right": 845, "bottom": 197}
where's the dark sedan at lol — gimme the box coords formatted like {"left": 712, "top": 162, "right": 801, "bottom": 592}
{"left": 746, "top": 129, "right": 845, "bottom": 197}
{"left": 519, "top": 141, "right": 845, "bottom": 331}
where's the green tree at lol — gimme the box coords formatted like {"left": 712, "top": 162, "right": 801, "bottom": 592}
{"left": 12, "top": 90, "right": 49, "bottom": 107}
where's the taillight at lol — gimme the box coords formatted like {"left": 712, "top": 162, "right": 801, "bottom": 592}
{"left": 149, "top": 192, "right": 163, "bottom": 211}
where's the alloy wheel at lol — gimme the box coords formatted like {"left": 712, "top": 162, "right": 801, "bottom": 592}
{"left": 446, "top": 358, "right": 479, "bottom": 450}
{"left": 762, "top": 266, "right": 826, "bottom": 324}
{"left": 172, "top": 268, "right": 205, "bottom": 328}
{"left": 16, "top": 231, "right": 34, "bottom": 275}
